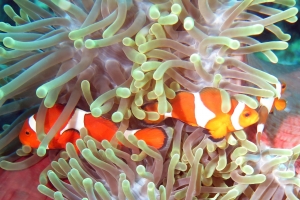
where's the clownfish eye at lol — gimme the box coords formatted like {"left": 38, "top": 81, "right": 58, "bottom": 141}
{"left": 25, "top": 131, "right": 30, "bottom": 135}
{"left": 244, "top": 112, "right": 250, "bottom": 117}
{"left": 282, "top": 84, "right": 286, "bottom": 89}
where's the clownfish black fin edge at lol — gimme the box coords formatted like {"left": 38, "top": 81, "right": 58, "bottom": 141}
{"left": 208, "top": 136, "right": 225, "bottom": 142}
{"left": 203, "top": 128, "right": 225, "bottom": 142}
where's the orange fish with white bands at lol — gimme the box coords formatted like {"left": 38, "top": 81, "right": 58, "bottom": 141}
{"left": 143, "top": 87, "right": 259, "bottom": 141}
{"left": 19, "top": 104, "right": 168, "bottom": 152}
{"left": 257, "top": 81, "right": 287, "bottom": 114}
{"left": 256, "top": 81, "right": 287, "bottom": 142}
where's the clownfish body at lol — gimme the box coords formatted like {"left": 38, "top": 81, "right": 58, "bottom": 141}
{"left": 19, "top": 104, "right": 168, "bottom": 151}
{"left": 256, "top": 81, "right": 287, "bottom": 138}
{"left": 257, "top": 81, "right": 287, "bottom": 114}
{"left": 143, "top": 87, "right": 259, "bottom": 141}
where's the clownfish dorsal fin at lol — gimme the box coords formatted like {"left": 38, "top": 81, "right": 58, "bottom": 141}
{"left": 199, "top": 87, "right": 224, "bottom": 115}
{"left": 44, "top": 104, "right": 74, "bottom": 134}
{"left": 226, "top": 98, "right": 239, "bottom": 115}
{"left": 123, "top": 127, "right": 169, "bottom": 150}
{"left": 169, "top": 91, "right": 199, "bottom": 126}
{"left": 84, "top": 114, "right": 118, "bottom": 142}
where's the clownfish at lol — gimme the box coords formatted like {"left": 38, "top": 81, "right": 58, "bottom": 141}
{"left": 19, "top": 104, "right": 168, "bottom": 152}
{"left": 256, "top": 81, "right": 287, "bottom": 142}
{"left": 143, "top": 87, "right": 259, "bottom": 141}
{"left": 257, "top": 81, "right": 287, "bottom": 114}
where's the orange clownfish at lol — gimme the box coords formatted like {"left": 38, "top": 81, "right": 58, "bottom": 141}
{"left": 143, "top": 87, "right": 259, "bottom": 141}
{"left": 257, "top": 81, "right": 287, "bottom": 114}
{"left": 19, "top": 104, "right": 168, "bottom": 152}
{"left": 256, "top": 81, "right": 287, "bottom": 137}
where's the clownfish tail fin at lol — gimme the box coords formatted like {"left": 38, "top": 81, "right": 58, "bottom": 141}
{"left": 126, "top": 127, "right": 171, "bottom": 150}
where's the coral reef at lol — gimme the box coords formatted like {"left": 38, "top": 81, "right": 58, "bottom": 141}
{"left": 0, "top": 0, "right": 300, "bottom": 199}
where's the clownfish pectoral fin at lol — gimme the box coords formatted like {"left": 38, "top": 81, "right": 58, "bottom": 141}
{"left": 203, "top": 128, "right": 225, "bottom": 142}
{"left": 57, "top": 129, "right": 80, "bottom": 152}
{"left": 125, "top": 127, "right": 169, "bottom": 150}
{"left": 208, "top": 136, "right": 225, "bottom": 142}
{"left": 202, "top": 126, "right": 227, "bottom": 142}
{"left": 202, "top": 128, "right": 211, "bottom": 135}
{"left": 274, "top": 99, "right": 287, "bottom": 111}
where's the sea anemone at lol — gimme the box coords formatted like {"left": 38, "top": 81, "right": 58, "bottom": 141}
{"left": 35, "top": 125, "right": 300, "bottom": 199}
{"left": 0, "top": 0, "right": 299, "bottom": 199}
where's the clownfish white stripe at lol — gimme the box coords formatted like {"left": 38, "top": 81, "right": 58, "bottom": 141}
{"left": 28, "top": 115, "right": 49, "bottom": 149}
{"left": 259, "top": 97, "right": 275, "bottom": 113}
{"left": 28, "top": 108, "right": 89, "bottom": 136}
{"left": 193, "top": 92, "right": 216, "bottom": 127}
{"left": 60, "top": 108, "right": 89, "bottom": 135}
{"left": 20, "top": 103, "right": 169, "bottom": 151}
{"left": 123, "top": 130, "right": 138, "bottom": 139}
{"left": 257, "top": 123, "right": 264, "bottom": 133}
{"left": 275, "top": 82, "right": 281, "bottom": 98}
{"left": 231, "top": 102, "right": 245, "bottom": 130}
{"left": 164, "top": 112, "right": 172, "bottom": 118}
{"left": 28, "top": 115, "right": 37, "bottom": 132}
